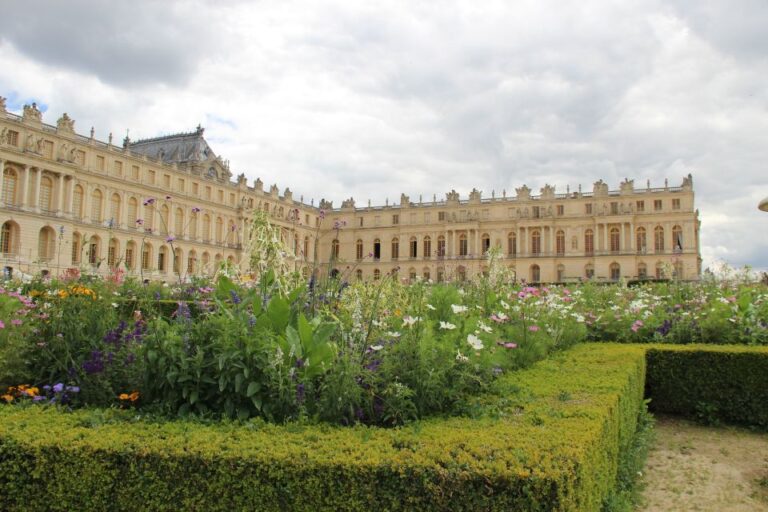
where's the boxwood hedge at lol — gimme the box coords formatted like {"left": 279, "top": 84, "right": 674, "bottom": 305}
{"left": 0, "top": 343, "right": 648, "bottom": 512}
{"left": 645, "top": 344, "right": 768, "bottom": 429}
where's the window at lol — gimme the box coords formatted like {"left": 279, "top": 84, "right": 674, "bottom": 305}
{"left": 174, "top": 208, "right": 184, "bottom": 236}
{"left": 410, "top": 237, "right": 418, "bottom": 258}
{"left": 173, "top": 248, "right": 181, "bottom": 274}
{"left": 654, "top": 199, "right": 662, "bottom": 211}
{"left": 205, "top": 186, "right": 212, "bottom": 200}
{"left": 218, "top": 190, "right": 223, "bottom": 202}
{"left": 654, "top": 226, "right": 665, "bottom": 253}
{"left": 178, "top": 178, "right": 185, "bottom": 192}
{"left": 391, "top": 238, "right": 399, "bottom": 260}
{"left": 88, "top": 236, "right": 100, "bottom": 265}
{"left": 331, "top": 239, "right": 340, "bottom": 259}
{"left": 585, "top": 264, "right": 595, "bottom": 279}
{"left": 373, "top": 239, "right": 381, "bottom": 260}
{"left": 437, "top": 267, "right": 445, "bottom": 282}
{"left": 229, "top": 193, "right": 235, "bottom": 206}
{"left": 373, "top": 268, "right": 381, "bottom": 280}
{"left": 532, "top": 206, "right": 540, "bottom": 218}
{"left": 672, "top": 225, "right": 683, "bottom": 252}
{"left": 304, "top": 237, "right": 310, "bottom": 260}
{"left": 437, "top": 236, "right": 446, "bottom": 257}
{"left": 636, "top": 227, "right": 647, "bottom": 253}
{"left": 2, "top": 168, "right": 18, "bottom": 205}
{"left": 108, "top": 193, "right": 121, "bottom": 225}
{"left": 636, "top": 200, "right": 644, "bottom": 212}
{"left": 125, "top": 243, "right": 135, "bottom": 270}
{"left": 557, "top": 264, "right": 565, "bottom": 282}
{"left": 37, "top": 227, "right": 56, "bottom": 261}
{"left": 481, "top": 234, "right": 490, "bottom": 254}
{"left": 672, "top": 198, "right": 680, "bottom": 210}
{"left": 458, "top": 234, "right": 468, "bottom": 256}
{"left": 457, "top": 266, "right": 467, "bottom": 282}
{"left": 189, "top": 210, "right": 198, "bottom": 238}
{"left": 637, "top": 263, "right": 647, "bottom": 279}
{"left": 655, "top": 262, "right": 665, "bottom": 279}
{"left": 610, "top": 263, "right": 621, "bottom": 281}
{"left": 160, "top": 205, "right": 171, "bottom": 236}
{"left": 72, "top": 185, "right": 84, "bottom": 219}
{"left": 556, "top": 205, "right": 564, "bottom": 216}
{"left": 556, "top": 230, "right": 565, "bottom": 256}
{"left": 356, "top": 269, "right": 363, "bottom": 281}
{"left": 392, "top": 214, "right": 399, "bottom": 225}
{"left": 438, "top": 211, "right": 446, "bottom": 221}
{"left": 610, "top": 202, "right": 618, "bottom": 215}
{"left": 192, "top": 182, "right": 199, "bottom": 195}
{"left": 147, "top": 170, "right": 156, "bottom": 185}
{"left": 5, "top": 130, "right": 19, "bottom": 146}
{"left": 42, "top": 140, "right": 53, "bottom": 159}
{"left": 114, "top": 161, "right": 123, "bottom": 176}
{"left": 108, "top": 238, "right": 118, "bottom": 267}
{"left": 71, "top": 233, "right": 81, "bottom": 264}
{"left": 215, "top": 217, "right": 223, "bottom": 242}
{"left": 96, "top": 155, "right": 105, "bottom": 171}
{"left": 1, "top": 222, "right": 17, "bottom": 254}
{"left": 423, "top": 236, "right": 431, "bottom": 258}
{"left": 585, "top": 229, "right": 594, "bottom": 256}
{"left": 359, "top": 217, "right": 364, "bottom": 227}
{"left": 585, "top": 203, "right": 593, "bottom": 214}
{"left": 158, "top": 246, "right": 167, "bottom": 272}
{"left": 530, "top": 264, "right": 540, "bottom": 283}
{"left": 610, "top": 227, "right": 620, "bottom": 253}
{"left": 356, "top": 239, "right": 363, "bottom": 260}
{"left": 508, "top": 233, "right": 517, "bottom": 256}
{"left": 187, "top": 251, "right": 197, "bottom": 274}
{"left": 531, "top": 230, "right": 541, "bottom": 255}
{"left": 409, "top": 268, "right": 417, "bottom": 283}
{"left": 162, "top": 175, "right": 170, "bottom": 188}
{"left": 132, "top": 165, "right": 140, "bottom": 179}
{"left": 91, "top": 189, "right": 103, "bottom": 222}
{"left": 423, "top": 269, "right": 431, "bottom": 281}
{"left": 39, "top": 176, "right": 53, "bottom": 212}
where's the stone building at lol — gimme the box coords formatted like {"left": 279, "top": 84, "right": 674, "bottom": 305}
{"left": 0, "top": 99, "right": 701, "bottom": 283}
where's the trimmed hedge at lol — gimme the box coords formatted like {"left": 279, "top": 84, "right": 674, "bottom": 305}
{"left": 645, "top": 344, "right": 768, "bottom": 429}
{"left": 0, "top": 344, "right": 647, "bottom": 512}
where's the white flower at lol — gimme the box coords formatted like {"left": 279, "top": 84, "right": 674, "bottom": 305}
{"left": 372, "top": 319, "right": 383, "bottom": 327}
{"left": 370, "top": 344, "right": 384, "bottom": 351}
{"left": 439, "top": 321, "right": 457, "bottom": 330}
{"left": 426, "top": 304, "right": 436, "bottom": 310}
{"left": 111, "top": 303, "right": 119, "bottom": 308}
{"left": 455, "top": 350, "right": 469, "bottom": 363}
{"left": 386, "top": 331, "right": 401, "bottom": 338}
{"left": 451, "top": 304, "right": 468, "bottom": 314}
{"left": 500, "top": 300, "right": 510, "bottom": 310}
{"left": 477, "top": 321, "right": 492, "bottom": 333}
{"left": 467, "top": 334, "right": 484, "bottom": 350}
{"left": 573, "top": 314, "right": 585, "bottom": 323}
{"left": 402, "top": 315, "right": 420, "bottom": 327}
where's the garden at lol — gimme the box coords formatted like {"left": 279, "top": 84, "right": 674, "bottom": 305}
{"left": 1, "top": 225, "right": 767, "bottom": 510}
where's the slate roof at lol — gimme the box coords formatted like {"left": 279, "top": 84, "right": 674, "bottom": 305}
{"left": 129, "top": 125, "right": 216, "bottom": 164}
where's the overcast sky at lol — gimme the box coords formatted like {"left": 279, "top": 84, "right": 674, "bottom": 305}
{"left": 1, "top": 0, "right": 766, "bottom": 272}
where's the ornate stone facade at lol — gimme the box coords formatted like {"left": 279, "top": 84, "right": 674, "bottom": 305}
{"left": 0, "top": 103, "right": 701, "bottom": 282}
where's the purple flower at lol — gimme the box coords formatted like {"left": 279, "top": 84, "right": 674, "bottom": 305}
{"left": 230, "top": 290, "right": 241, "bottom": 305}
{"left": 66, "top": 386, "right": 80, "bottom": 393}
{"left": 52, "top": 383, "right": 64, "bottom": 393}
{"left": 136, "top": 219, "right": 144, "bottom": 225}
{"left": 165, "top": 195, "right": 172, "bottom": 200}
{"left": 32, "top": 395, "right": 46, "bottom": 402}
{"left": 295, "top": 358, "right": 304, "bottom": 369}
{"left": 191, "top": 207, "right": 201, "bottom": 213}
{"left": 296, "top": 383, "right": 305, "bottom": 404}
{"left": 166, "top": 236, "right": 176, "bottom": 243}
{"left": 143, "top": 198, "right": 155, "bottom": 206}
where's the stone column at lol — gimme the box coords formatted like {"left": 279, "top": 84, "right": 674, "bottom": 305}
{"left": 83, "top": 184, "right": 92, "bottom": 223}
{"left": 629, "top": 222, "right": 635, "bottom": 252}
{"left": 32, "top": 168, "right": 42, "bottom": 212}
{"left": 602, "top": 224, "right": 608, "bottom": 253}
{"left": 0, "top": 159, "right": 5, "bottom": 206}
{"left": 66, "top": 177, "right": 75, "bottom": 216}
{"left": 620, "top": 223, "right": 626, "bottom": 253}
{"left": 57, "top": 174, "right": 66, "bottom": 216}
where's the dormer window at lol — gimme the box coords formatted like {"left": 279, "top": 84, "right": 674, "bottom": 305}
{"left": 207, "top": 167, "right": 216, "bottom": 178}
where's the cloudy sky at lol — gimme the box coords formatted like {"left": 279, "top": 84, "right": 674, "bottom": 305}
{"left": 1, "top": 0, "right": 766, "bottom": 271}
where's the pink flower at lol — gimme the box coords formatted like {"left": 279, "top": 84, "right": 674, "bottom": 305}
{"left": 0, "top": 320, "right": 4, "bottom": 329}
{"left": 11, "top": 319, "right": 22, "bottom": 326}
{"left": 528, "top": 325, "right": 539, "bottom": 332}
{"left": 631, "top": 320, "right": 644, "bottom": 333}
{"left": 497, "top": 341, "right": 518, "bottom": 349}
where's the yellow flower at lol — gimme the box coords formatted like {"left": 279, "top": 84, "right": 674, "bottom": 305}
{"left": 129, "top": 391, "right": 140, "bottom": 402}
{"left": 119, "top": 393, "right": 129, "bottom": 400}
{"left": 25, "top": 387, "right": 39, "bottom": 397}
{"left": 1, "top": 394, "right": 13, "bottom": 403}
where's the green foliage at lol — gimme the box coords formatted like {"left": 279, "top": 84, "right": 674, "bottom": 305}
{"left": 0, "top": 344, "right": 649, "bottom": 511}
{"left": 645, "top": 345, "right": 768, "bottom": 429}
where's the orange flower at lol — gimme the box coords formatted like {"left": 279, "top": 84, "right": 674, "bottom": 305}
{"left": 24, "top": 387, "right": 39, "bottom": 397}
{"left": 119, "top": 393, "right": 129, "bottom": 400}
{"left": 1, "top": 394, "right": 13, "bottom": 403}
{"left": 129, "top": 391, "right": 140, "bottom": 402}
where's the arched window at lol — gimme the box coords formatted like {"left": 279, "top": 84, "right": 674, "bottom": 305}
{"left": 187, "top": 250, "right": 197, "bottom": 274}
{"left": 655, "top": 262, "right": 665, "bottom": 279}
{"left": 585, "top": 229, "right": 594, "bottom": 256}
{"left": 173, "top": 247, "right": 183, "bottom": 274}
{"left": 127, "top": 197, "right": 138, "bottom": 227}
{"left": 331, "top": 239, "right": 340, "bottom": 259}
{"left": 531, "top": 230, "right": 541, "bottom": 255}
{"left": 636, "top": 227, "right": 647, "bottom": 254}
{"left": 423, "top": 267, "right": 431, "bottom": 281}
{"left": 423, "top": 236, "right": 431, "bottom": 258}
{"left": 556, "top": 230, "right": 565, "bottom": 256}
{"left": 530, "top": 264, "right": 540, "bottom": 283}
{"left": 189, "top": 210, "right": 198, "bottom": 238}
{"left": 373, "top": 268, "right": 381, "bottom": 280}
{"left": 481, "top": 233, "right": 490, "bottom": 254}
{"left": 373, "top": 238, "right": 381, "bottom": 259}
{"left": 457, "top": 265, "right": 467, "bottom": 281}
{"left": 356, "top": 239, "right": 363, "bottom": 260}
{"left": 107, "top": 238, "right": 119, "bottom": 267}
{"left": 654, "top": 226, "right": 665, "bottom": 253}
{"left": 508, "top": 232, "right": 517, "bottom": 256}
{"left": 390, "top": 237, "right": 399, "bottom": 259}
{"left": 110, "top": 193, "right": 121, "bottom": 225}
{"left": 437, "top": 267, "right": 445, "bottom": 282}
{"left": 160, "top": 205, "right": 170, "bottom": 235}
{"left": 39, "top": 176, "right": 53, "bottom": 212}
{"left": 202, "top": 252, "right": 210, "bottom": 272}
{"left": 637, "top": 262, "right": 647, "bottom": 279}
{"left": 37, "top": 226, "right": 56, "bottom": 262}
{"left": 585, "top": 263, "right": 595, "bottom": 279}
{"left": 71, "top": 232, "right": 82, "bottom": 264}
{"left": 2, "top": 168, "right": 18, "bottom": 206}
{"left": 91, "top": 189, "right": 103, "bottom": 222}
{"left": 72, "top": 185, "right": 84, "bottom": 219}
{"left": 1, "top": 221, "right": 18, "bottom": 255}
{"left": 610, "top": 262, "right": 621, "bottom": 281}
{"left": 304, "top": 236, "right": 310, "bottom": 260}
{"left": 557, "top": 264, "right": 565, "bottom": 282}
{"left": 458, "top": 233, "right": 468, "bottom": 256}
{"left": 355, "top": 269, "right": 363, "bottom": 281}
{"left": 142, "top": 243, "right": 153, "bottom": 270}
{"left": 215, "top": 253, "right": 223, "bottom": 267}
{"left": 88, "top": 235, "right": 101, "bottom": 265}
{"left": 672, "top": 225, "right": 683, "bottom": 252}
{"left": 125, "top": 241, "right": 136, "bottom": 270}
{"left": 174, "top": 208, "right": 184, "bottom": 237}
{"left": 158, "top": 246, "right": 168, "bottom": 272}
{"left": 610, "top": 227, "right": 620, "bottom": 253}
{"left": 216, "top": 217, "right": 224, "bottom": 242}
{"left": 410, "top": 236, "right": 418, "bottom": 258}
{"left": 202, "top": 215, "right": 211, "bottom": 241}
{"left": 409, "top": 267, "right": 417, "bottom": 283}
{"left": 437, "top": 235, "right": 446, "bottom": 258}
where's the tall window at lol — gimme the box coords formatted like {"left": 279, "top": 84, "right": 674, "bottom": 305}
{"left": 637, "top": 263, "right": 647, "bottom": 278}
{"left": 409, "top": 237, "right": 418, "bottom": 258}
{"left": 457, "top": 266, "right": 467, "bottom": 281}
{"left": 142, "top": 244, "right": 152, "bottom": 270}
{"left": 356, "top": 269, "right": 363, "bottom": 280}
{"left": 144, "top": 202, "right": 154, "bottom": 230}
{"left": 610, "top": 262, "right": 621, "bottom": 281}
{"left": 110, "top": 193, "right": 121, "bottom": 225}
{"left": 173, "top": 248, "right": 182, "bottom": 274}
{"left": 481, "top": 234, "right": 490, "bottom": 254}
{"left": 158, "top": 246, "right": 167, "bottom": 272}
{"left": 125, "top": 242, "right": 136, "bottom": 270}
{"left": 127, "top": 197, "right": 138, "bottom": 227}
{"left": 71, "top": 233, "right": 81, "bottom": 264}
{"left": 91, "top": 189, "right": 103, "bottom": 222}
{"left": 40, "top": 176, "right": 53, "bottom": 212}
{"left": 636, "top": 227, "right": 647, "bottom": 253}
{"left": 609, "top": 227, "right": 620, "bottom": 253}
{"left": 304, "top": 237, "right": 309, "bottom": 260}
{"left": 585, "top": 229, "right": 594, "bottom": 256}
{"left": 556, "top": 230, "right": 565, "bottom": 256}
{"left": 215, "top": 217, "right": 223, "bottom": 242}
{"left": 585, "top": 264, "right": 595, "bottom": 279}
{"left": 1, "top": 222, "right": 16, "bottom": 254}
{"left": 174, "top": 208, "right": 184, "bottom": 236}
{"left": 458, "top": 234, "right": 468, "bottom": 256}
{"left": 202, "top": 215, "right": 211, "bottom": 241}
{"left": 356, "top": 239, "right": 363, "bottom": 260}
{"left": 331, "top": 239, "right": 340, "bottom": 259}
{"left": 72, "top": 185, "right": 84, "bottom": 219}
{"left": 187, "top": 251, "right": 197, "bottom": 274}
{"left": 88, "top": 236, "right": 100, "bottom": 265}
{"left": 189, "top": 210, "right": 198, "bottom": 238}
{"left": 391, "top": 237, "right": 399, "bottom": 259}
{"left": 437, "top": 236, "right": 446, "bottom": 257}
{"left": 531, "top": 230, "right": 541, "bottom": 255}
{"left": 654, "top": 226, "right": 665, "bottom": 253}
{"left": 508, "top": 233, "right": 517, "bottom": 256}
{"left": 373, "top": 239, "right": 381, "bottom": 259}
{"left": 160, "top": 205, "right": 170, "bottom": 235}
{"left": 2, "top": 169, "right": 18, "bottom": 205}
{"left": 108, "top": 238, "right": 118, "bottom": 267}
{"left": 373, "top": 268, "right": 381, "bottom": 280}
{"left": 557, "top": 264, "right": 565, "bottom": 282}
{"left": 38, "top": 227, "right": 56, "bottom": 261}
{"left": 423, "top": 236, "right": 431, "bottom": 258}
{"left": 530, "top": 264, "right": 540, "bottom": 283}
{"left": 672, "top": 225, "right": 683, "bottom": 252}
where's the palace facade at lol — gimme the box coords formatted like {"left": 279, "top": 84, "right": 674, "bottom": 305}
{"left": 0, "top": 99, "right": 701, "bottom": 283}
